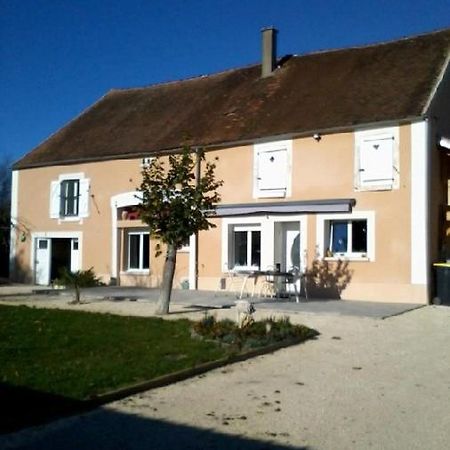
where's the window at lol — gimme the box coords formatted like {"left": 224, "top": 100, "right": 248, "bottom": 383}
{"left": 254, "top": 140, "right": 292, "bottom": 198}
{"left": 128, "top": 232, "right": 149, "bottom": 271}
{"left": 327, "top": 220, "right": 367, "bottom": 257}
{"left": 355, "top": 127, "right": 399, "bottom": 191}
{"left": 60, "top": 179, "right": 79, "bottom": 217}
{"left": 50, "top": 173, "right": 90, "bottom": 220}
{"left": 317, "top": 212, "right": 375, "bottom": 261}
{"left": 230, "top": 225, "right": 261, "bottom": 269}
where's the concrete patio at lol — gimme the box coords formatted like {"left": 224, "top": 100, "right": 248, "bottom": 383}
{"left": 0, "top": 284, "right": 423, "bottom": 319}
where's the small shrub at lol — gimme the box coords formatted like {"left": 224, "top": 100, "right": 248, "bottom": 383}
{"left": 192, "top": 315, "right": 318, "bottom": 351}
{"left": 56, "top": 267, "right": 102, "bottom": 304}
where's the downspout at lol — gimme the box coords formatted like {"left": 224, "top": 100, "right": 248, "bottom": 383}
{"left": 192, "top": 148, "right": 201, "bottom": 290}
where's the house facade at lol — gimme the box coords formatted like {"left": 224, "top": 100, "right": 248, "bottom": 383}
{"left": 10, "top": 28, "right": 450, "bottom": 304}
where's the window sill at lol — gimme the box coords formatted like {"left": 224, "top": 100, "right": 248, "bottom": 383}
{"left": 255, "top": 189, "right": 287, "bottom": 199}
{"left": 323, "top": 256, "right": 371, "bottom": 262}
{"left": 56, "top": 216, "right": 84, "bottom": 224}
{"left": 354, "top": 184, "right": 394, "bottom": 192}
{"left": 121, "top": 270, "right": 150, "bottom": 275}
{"left": 231, "top": 265, "right": 260, "bottom": 272}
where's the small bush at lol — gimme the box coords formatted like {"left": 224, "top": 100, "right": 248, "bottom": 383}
{"left": 192, "top": 315, "right": 318, "bottom": 351}
{"left": 55, "top": 267, "right": 103, "bottom": 303}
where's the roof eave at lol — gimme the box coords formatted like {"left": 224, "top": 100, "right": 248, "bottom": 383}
{"left": 12, "top": 115, "right": 426, "bottom": 171}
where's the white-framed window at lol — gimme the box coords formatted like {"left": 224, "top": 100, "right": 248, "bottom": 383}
{"left": 127, "top": 231, "right": 150, "bottom": 271}
{"left": 50, "top": 173, "right": 90, "bottom": 220}
{"left": 60, "top": 179, "right": 80, "bottom": 217}
{"left": 227, "top": 224, "right": 261, "bottom": 270}
{"left": 140, "top": 157, "right": 154, "bottom": 168}
{"left": 354, "top": 126, "right": 399, "bottom": 191}
{"left": 316, "top": 212, "right": 375, "bottom": 261}
{"left": 254, "top": 140, "right": 292, "bottom": 198}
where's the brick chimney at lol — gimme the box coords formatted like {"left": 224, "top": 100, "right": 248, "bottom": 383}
{"left": 261, "top": 27, "right": 277, "bottom": 78}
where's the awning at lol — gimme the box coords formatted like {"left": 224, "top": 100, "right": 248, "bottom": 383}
{"left": 214, "top": 198, "right": 356, "bottom": 217}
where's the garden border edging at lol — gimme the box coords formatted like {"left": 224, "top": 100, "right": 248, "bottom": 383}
{"left": 86, "top": 335, "right": 313, "bottom": 407}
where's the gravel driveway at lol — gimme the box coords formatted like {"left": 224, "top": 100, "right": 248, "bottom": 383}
{"left": 1, "top": 303, "right": 449, "bottom": 450}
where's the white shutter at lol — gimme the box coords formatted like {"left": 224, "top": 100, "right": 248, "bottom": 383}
{"left": 359, "top": 137, "right": 394, "bottom": 187}
{"left": 257, "top": 149, "right": 288, "bottom": 191}
{"left": 78, "top": 178, "right": 90, "bottom": 218}
{"left": 49, "top": 181, "right": 60, "bottom": 218}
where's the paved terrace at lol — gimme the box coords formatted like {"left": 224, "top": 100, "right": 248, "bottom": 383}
{"left": 0, "top": 284, "right": 422, "bottom": 319}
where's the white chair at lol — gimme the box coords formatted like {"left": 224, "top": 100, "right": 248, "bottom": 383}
{"left": 287, "top": 266, "right": 307, "bottom": 302}
{"left": 259, "top": 265, "right": 277, "bottom": 298}
{"left": 220, "top": 264, "right": 243, "bottom": 298}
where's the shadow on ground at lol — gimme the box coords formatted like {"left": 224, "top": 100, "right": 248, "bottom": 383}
{"left": 1, "top": 383, "right": 308, "bottom": 449}
{"left": 0, "top": 382, "right": 93, "bottom": 434}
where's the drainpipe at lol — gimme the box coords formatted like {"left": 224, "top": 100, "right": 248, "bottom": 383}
{"left": 193, "top": 148, "right": 201, "bottom": 290}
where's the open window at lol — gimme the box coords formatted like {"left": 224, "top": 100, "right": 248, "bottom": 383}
{"left": 326, "top": 219, "right": 367, "bottom": 257}
{"left": 317, "top": 212, "right": 375, "bottom": 261}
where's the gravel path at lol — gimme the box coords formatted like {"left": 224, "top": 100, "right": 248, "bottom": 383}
{"left": 1, "top": 301, "right": 449, "bottom": 449}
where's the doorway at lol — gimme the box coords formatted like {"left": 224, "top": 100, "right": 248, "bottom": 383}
{"left": 34, "top": 236, "right": 80, "bottom": 285}
{"left": 274, "top": 221, "right": 301, "bottom": 271}
{"left": 274, "top": 221, "right": 302, "bottom": 293}
{"left": 50, "top": 239, "right": 72, "bottom": 281}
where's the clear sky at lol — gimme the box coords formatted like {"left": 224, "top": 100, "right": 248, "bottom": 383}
{"left": 1, "top": 0, "right": 449, "bottom": 164}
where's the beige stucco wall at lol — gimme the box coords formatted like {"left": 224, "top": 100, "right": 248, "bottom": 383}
{"left": 13, "top": 122, "right": 429, "bottom": 302}
{"left": 199, "top": 123, "right": 426, "bottom": 303}
{"left": 13, "top": 158, "right": 190, "bottom": 287}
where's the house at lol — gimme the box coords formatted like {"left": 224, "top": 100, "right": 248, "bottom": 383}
{"left": 10, "top": 28, "right": 450, "bottom": 303}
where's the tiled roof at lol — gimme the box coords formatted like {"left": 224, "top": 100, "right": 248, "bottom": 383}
{"left": 15, "top": 28, "right": 450, "bottom": 169}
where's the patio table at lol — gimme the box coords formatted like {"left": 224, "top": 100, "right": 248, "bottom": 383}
{"left": 234, "top": 269, "right": 302, "bottom": 302}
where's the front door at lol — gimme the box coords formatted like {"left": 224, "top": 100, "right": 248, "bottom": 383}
{"left": 35, "top": 238, "right": 51, "bottom": 285}
{"left": 274, "top": 221, "right": 302, "bottom": 293}
{"left": 284, "top": 223, "right": 301, "bottom": 272}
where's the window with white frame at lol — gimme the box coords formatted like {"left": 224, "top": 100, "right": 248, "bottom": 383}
{"left": 60, "top": 179, "right": 79, "bottom": 217}
{"left": 317, "top": 212, "right": 375, "bottom": 261}
{"left": 254, "top": 140, "right": 292, "bottom": 198}
{"left": 50, "top": 173, "right": 90, "bottom": 220}
{"left": 355, "top": 127, "right": 399, "bottom": 191}
{"left": 127, "top": 231, "right": 150, "bottom": 271}
{"left": 229, "top": 224, "right": 261, "bottom": 269}
{"left": 325, "top": 219, "right": 367, "bottom": 257}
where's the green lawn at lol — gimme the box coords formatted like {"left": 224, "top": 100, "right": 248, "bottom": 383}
{"left": 0, "top": 304, "right": 228, "bottom": 400}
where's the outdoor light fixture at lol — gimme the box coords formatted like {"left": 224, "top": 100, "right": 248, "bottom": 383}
{"left": 439, "top": 136, "right": 450, "bottom": 150}
{"left": 313, "top": 133, "right": 321, "bottom": 142}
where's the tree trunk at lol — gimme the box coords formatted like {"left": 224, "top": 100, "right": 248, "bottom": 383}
{"left": 156, "top": 243, "right": 177, "bottom": 315}
{"left": 74, "top": 284, "right": 81, "bottom": 304}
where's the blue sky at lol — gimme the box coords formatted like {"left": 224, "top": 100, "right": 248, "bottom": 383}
{"left": 1, "top": 0, "right": 449, "bottom": 164}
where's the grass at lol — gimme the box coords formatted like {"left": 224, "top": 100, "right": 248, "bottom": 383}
{"left": 0, "top": 304, "right": 318, "bottom": 433}
{"left": 0, "top": 304, "right": 227, "bottom": 400}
